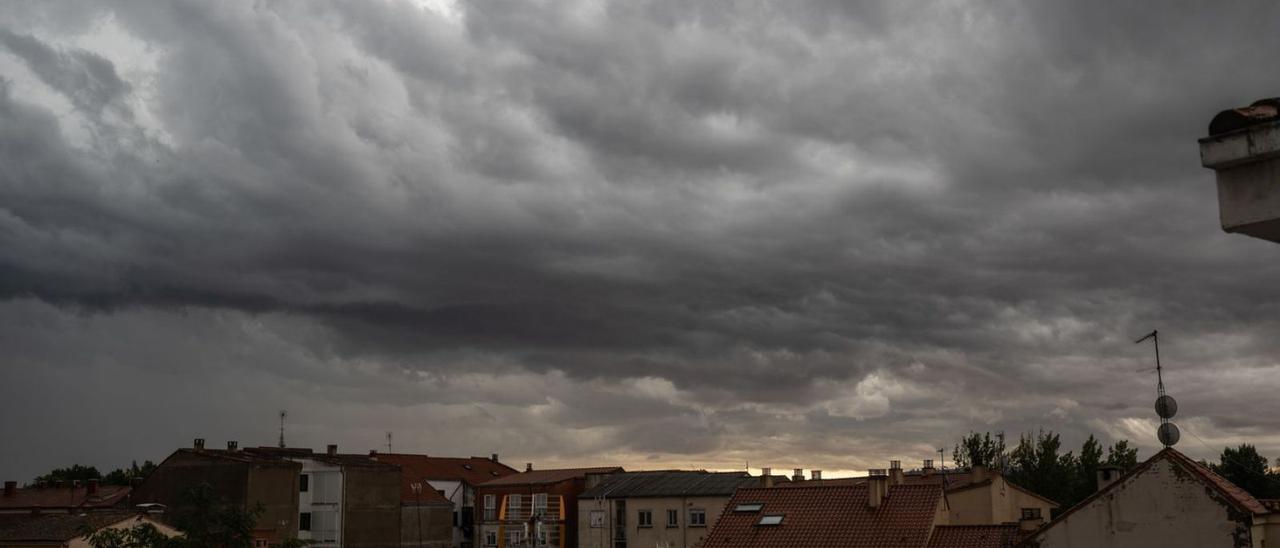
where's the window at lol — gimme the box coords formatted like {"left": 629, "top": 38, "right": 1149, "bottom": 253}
{"left": 508, "top": 494, "right": 523, "bottom": 516}
{"left": 534, "top": 493, "right": 548, "bottom": 516}
{"left": 255, "top": 540, "right": 268, "bottom": 548}
{"left": 590, "top": 510, "right": 606, "bottom": 528}
{"left": 689, "top": 508, "right": 706, "bottom": 527}
{"left": 734, "top": 503, "right": 764, "bottom": 512}
{"left": 666, "top": 509, "right": 678, "bottom": 527}
{"left": 637, "top": 510, "right": 653, "bottom": 527}
{"left": 484, "top": 531, "right": 497, "bottom": 547}
{"left": 299, "top": 474, "right": 309, "bottom": 492}
{"left": 757, "top": 515, "right": 784, "bottom": 526}
{"left": 506, "top": 531, "right": 522, "bottom": 546}
{"left": 299, "top": 512, "right": 312, "bottom": 531}
{"left": 484, "top": 494, "right": 496, "bottom": 520}
{"left": 1021, "top": 508, "right": 1042, "bottom": 520}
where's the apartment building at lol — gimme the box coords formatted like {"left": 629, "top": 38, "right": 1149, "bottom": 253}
{"left": 576, "top": 470, "right": 760, "bottom": 548}
{"left": 475, "top": 466, "right": 622, "bottom": 548}
{"left": 371, "top": 453, "right": 518, "bottom": 548}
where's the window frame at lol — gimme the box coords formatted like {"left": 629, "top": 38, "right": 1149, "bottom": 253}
{"left": 637, "top": 509, "right": 653, "bottom": 528}
{"left": 666, "top": 509, "right": 678, "bottom": 528}
{"left": 299, "top": 512, "right": 312, "bottom": 531}
{"left": 299, "top": 474, "right": 309, "bottom": 493}
{"left": 688, "top": 508, "right": 707, "bottom": 527}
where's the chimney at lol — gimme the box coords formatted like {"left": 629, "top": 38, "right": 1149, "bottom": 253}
{"left": 226, "top": 441, "right": 238, "bottom": 452}
{"left": 327, "top": 444, "right": 338, "bottom": 456}
{"left": 1096, "top": 465, "right": 1123, "bottom": 492}
{"left": 491, "top": 453, "right": 499, "bottom": 463}
{"left": 369, "top": 449, "right": 378, "bottom": 457}
{"left": 888, "top": 460, "right": 904, "bottom": 486}
{"left": 526, "top": 463, "right": 533, "bottom": 472}
{"left": 922, "top": 459, "right": 935, "bottom": 477}
{"left": 87, "top": 479, "right": 98, "bottom": 495}
{"left": 792, "top": 468, "right": 804, "bottom": 482}
{"left": 3, "top": 481, "right": 15, "bottom": 497}
{"left": 971, "top": 464, "right": 989, "bottom": 483}
{"left": 867, "top": 469, "right": 888, "bottom": 508}
{"left": 811, "top": 470, "right": 822, "bottom": 481}
{"left": 761, "top": 467, "right": 773, "bottom": 488}
{"left": 193, "top": 438, "right": 205, "bottom": 451}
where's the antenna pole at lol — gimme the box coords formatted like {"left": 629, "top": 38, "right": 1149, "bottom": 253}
{"left": 1136, "top": 330, "right": 1176, "bottom": 448}
{"left": 386, "top": 431, "right": 393, "bottom": 454}
{"left": 279, "top": 410, "right": 287, "bottom": 448}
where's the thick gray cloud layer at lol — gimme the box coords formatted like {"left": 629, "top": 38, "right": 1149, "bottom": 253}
{"left": 3, "top": 0, "right": 1280, "bottom": 481}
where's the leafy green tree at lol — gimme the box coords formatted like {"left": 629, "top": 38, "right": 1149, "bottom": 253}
{"left": 104, "top": 461, "right": 158, "bottom": 486}
{"left": 1073, "top": 435, "right": 1103, "bottom": 502}
{"left": 1006, "top": 430, "right": 1078, "bottom": 515}
{"left": 87, "top": 521, "right": 173, "bottom": 548}
{"left": 1104, "top": 440, "right": 1138, "bottom": 470}
{"left": 953, "top": 431, "right": 1007, "bottom": 468}
{"left": 1212, "top": 444, "right": 1280, "bottom": 499}
{"left": 33, "top": 464, "right": 102, "bottom": 484}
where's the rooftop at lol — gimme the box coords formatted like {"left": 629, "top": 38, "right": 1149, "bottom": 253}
{"left": 0, "top": 511, "right": 159, "bottom": 542}
{"left": 371, "top": 453, "right": 518, "bottom": 487}
{"left": 926, "top": 525, "right": 1019, "bottom": 548}
{"left": 243, "top": 447, "right": 399, "bottom": 469}
{"left": 480, "top": 467, "right": 623, "bottom": 487}
{"left": 0, "top": 484, "right": 131, "bottom": 511}
{"left": 1032, "top": 447, "right": 1271, "bottom": 538}
{"left": 702, "top": 483, "right": 943, "bottom": 548}
{"left": 579, "top": 470, "right": 756, "bottom": 499}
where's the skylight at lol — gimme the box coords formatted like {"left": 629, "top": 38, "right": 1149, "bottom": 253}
{"left": 735, "top": 503, "right": 764, "bottom": 512}
{"left": 757, "top": 514, "right": 784, "bottom": 526}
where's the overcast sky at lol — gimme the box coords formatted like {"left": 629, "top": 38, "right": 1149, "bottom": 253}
{"left": 3, "top": 0, "right": 1280, "bottom": 482}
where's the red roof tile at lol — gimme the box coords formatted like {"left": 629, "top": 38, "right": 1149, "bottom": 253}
{"left": 0, "top": 485, "right": 130, "bottom": 511}
{"left": 479, "top": 467, "right": 623, "bottom": 487}
{"left": 927, "top": 525, "right": 1019, "bottom": 548}
{"left": 703, "top": 483, "right": 943, "bottom": 548}
{"left": 372, "top": 454, "right": 519, "bottom": 487}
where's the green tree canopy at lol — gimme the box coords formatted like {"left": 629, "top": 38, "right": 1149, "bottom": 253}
{"left": 953, "top": 431, "right": 1006, "bottom": 468}
{"left": 1212, "top": 444, "right": 1280, "bottom": 499}
{"left": 33, "top": 464, "right": 102, "bottom": 484}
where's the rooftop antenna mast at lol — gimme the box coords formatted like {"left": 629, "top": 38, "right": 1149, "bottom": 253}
{"left": 386, "top": 431, "right": 393, "bottom": 454}
{"left": 1135, "top": 330, "right": 1179, "bottom": 448}
{"left": 278, "top": 410, "right": 287, "bottom": 448}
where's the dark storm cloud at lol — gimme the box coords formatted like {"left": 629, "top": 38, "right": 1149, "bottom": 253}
{"left": 3, "top": 0, "right": 1280, "bottom": 480}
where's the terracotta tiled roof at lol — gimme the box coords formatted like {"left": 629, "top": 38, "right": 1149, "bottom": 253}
{"left": 372, "top": 454, "right": 519, "bottom": 487}
{"left": 0, "top": 511, "right": 154, "bottom": 542}
{"left": 1208, "top": 98, "right": 1280, "bottom": 136}
{"left": 775, "top": 477, "right": 864, "bottom": 488}
{"left": 927, "top": 525, "right": 1019, "bottom": 548}
{"left": 480, "top": 467, "right": 623, "bottom": 487}
{"left": 1162, "top": 448, "right": 1269, "bottom": 515}
{"left": 0, "top": 484, "right": 131, "bottom": 511}
{"left": 702, "top": 483, "right": 943, "bottom": 548}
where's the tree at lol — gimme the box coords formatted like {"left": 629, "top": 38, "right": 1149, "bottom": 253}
{"left": 33, "top": 464, "right": 102, "bottom": 484}
{"left": 1006, "top": 430, "right": 1078, "bottom": 516}
{"left": 104, "top": 461, "right": 158, "bottom": 486}
{"left": 1212, "top": 444, "right": 1280, "bottom": 499}
{"left": 1073, "top": 435, "right": 1103, "bottom": 503}
{"left": 953, "top": 431, "right": 1007, "bottom": 468}
{"left": 1104, "top": 440, "right": 1138, "bottom": 470}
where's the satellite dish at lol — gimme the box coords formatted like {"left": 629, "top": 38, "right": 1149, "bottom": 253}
{"left": 1155, "top": 395, "right": 1178, "bottom": 419}
{"left": 1157, "top": 422, "right": 1180, "bottom": 447}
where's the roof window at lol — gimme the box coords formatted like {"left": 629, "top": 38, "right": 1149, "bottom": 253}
{"left": 757, "top": 514, "right": 784, "bottom": 526}
{"left": 734, "top": 503, "right": 764, "bottom": 512}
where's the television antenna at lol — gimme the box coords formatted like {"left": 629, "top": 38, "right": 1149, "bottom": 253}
{"left": 1135, "top": 330, "right": 1179, "bottom": 447}
{"left": 386, "top": 431, "right": 393, "bottom": 453}
{"left": 278, "top": 410, "right": 288, "bottom": 448}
